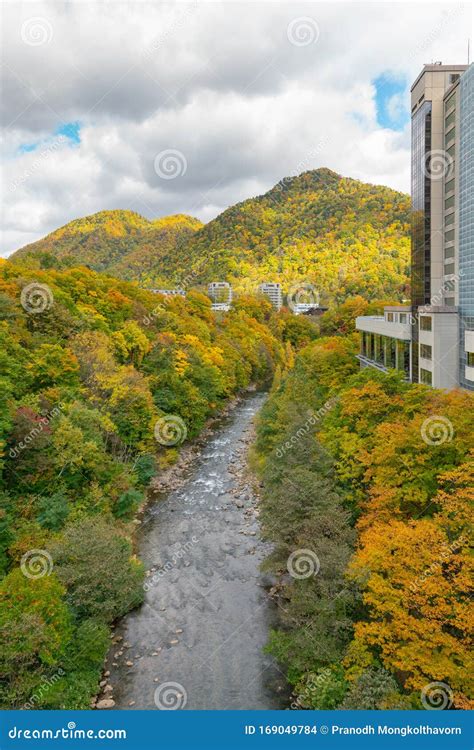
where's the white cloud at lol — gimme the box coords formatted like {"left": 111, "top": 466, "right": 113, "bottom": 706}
{"left": 0, "top": 0, "right": 470, "bottom": 255}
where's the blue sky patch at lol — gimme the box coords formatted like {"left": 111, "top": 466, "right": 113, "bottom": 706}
{"left": 373, "top": 73, "right": 409, "bottom": 130}
{"left": 17, "top": 121, "right": 81, "bottom": 155}
{"left": 55, "top": 121, "right": 81, "bottom": 144}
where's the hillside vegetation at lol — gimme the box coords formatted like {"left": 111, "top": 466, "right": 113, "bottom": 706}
{"left": 12, "top": 212, "right": 203, "bottom": 287}
{"left": 0, "top": 260, "right": 284, "bottom": 708}
{"left": 253, "top": 337, "right": 473, "bottom": 710}
{"left": 11, "top": 169, "right": 410, "bottom": 302}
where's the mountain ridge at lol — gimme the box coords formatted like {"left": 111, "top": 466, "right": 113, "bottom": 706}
{"left": 10, "top": 168, "right": 411, "bottom": 301}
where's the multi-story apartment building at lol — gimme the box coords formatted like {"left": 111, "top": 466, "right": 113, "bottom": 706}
{"left": 258, "top": 282, "right": 283, "bottom": 311}
{"left": 208, "top": 281, "right": 233, "bottom": 311}
{"left": 356, "top": 62, "right": 472, "bottom": 390}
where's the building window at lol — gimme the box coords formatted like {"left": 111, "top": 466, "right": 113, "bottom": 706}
{"left": 444, "top": 262, "right": 455, "bottom": 275}
{"left": 445, "top": 212, "right": 455, "bottom": 227}
{"left": 445, "top": 110, "right": 456, "bottom": 129}
{"left": 444, "top": 177, "right": 455, "bottom": 194}
{"left": 445, "top": 228, "right": 455, "bottom": 243}
{"left": 444, "top": 245, "right": 455, "bottom": 259}
{"left": 445, "top": 91, "right": 456, "bottom": 111}
{"left": 445, "top": 127, "right": 455, "bottom": 147}
{"left": 385, "top": 337, "right": 396, "bottom": 369}
{"left": 445, "top": 195, "right": 455, "bottom": 211}
{"left": 467, "top": 352, "right": 474, "bottom": 367}
{"left": 387, "top": 313, "right": 394, "bottom": 322}
{"left": 420, "top": 343, "right": 432, "bottom": 360}
{"left": 420, "top": 316, "right": 432, "bottom": 331}
{"left": 446, "top": 143, "right": 455, "bottom": 159}
{"left": 420, "top": 368, "right": 433, "bottom": 385}
{"left": 399, "top": 313, "right": 407, "bottom": 323}
{"left": 445, "top": 297, "right": 455, "bottom": 306}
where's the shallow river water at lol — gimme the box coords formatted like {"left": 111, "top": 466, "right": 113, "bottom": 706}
{"left": 106, "top": 394, "right": 287, "bottom": 710}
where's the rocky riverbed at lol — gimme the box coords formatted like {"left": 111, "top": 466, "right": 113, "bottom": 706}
{"left": 95, "top": 393, "right": 288, "bottom": 710}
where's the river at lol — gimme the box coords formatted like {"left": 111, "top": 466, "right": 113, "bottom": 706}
{"left": 103, "top": 394, "right": 287, "bottom": 710}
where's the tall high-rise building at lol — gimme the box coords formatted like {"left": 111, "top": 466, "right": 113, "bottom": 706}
{"left": 459, "top": 64, "right": 474, "bottom": 390}
{"left": 356, "top": 63, "right": 472, "bottom": 390}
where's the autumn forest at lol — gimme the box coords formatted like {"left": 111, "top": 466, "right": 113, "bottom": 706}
{"left": 0, "top": 168, "right": 472, "bottom": 712}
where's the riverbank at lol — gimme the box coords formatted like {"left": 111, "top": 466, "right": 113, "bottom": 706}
{"left": 94, "top": 394, "right": 288, "bottom": 710}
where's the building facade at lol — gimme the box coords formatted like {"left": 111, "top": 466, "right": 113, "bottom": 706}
{"left": 459, "top": 64, "right": 474, "bottom": 390}
{"left": 208, "top": 281, "right": 233, "bottom": 311}
{"left": 258, "top": 282, "right": 283, "bottom": 311}
{"left": 356, "top": 63, "right": 472, "bottom": 390}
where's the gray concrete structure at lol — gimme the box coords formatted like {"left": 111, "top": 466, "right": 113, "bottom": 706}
{"left": 356, "top": 63, "right": 473, "bottom": 390}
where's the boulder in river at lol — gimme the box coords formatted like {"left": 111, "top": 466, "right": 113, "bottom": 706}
{"left": 96, "top": 699, "right": 115, "bottom": 709}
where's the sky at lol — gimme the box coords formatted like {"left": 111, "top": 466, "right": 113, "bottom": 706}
{"left": 1, "top": 0, "right": 471, "bottom": 256}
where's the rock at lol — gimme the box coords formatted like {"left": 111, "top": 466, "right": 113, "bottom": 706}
{"left": 261, "top": 573, "right": 278, "bottom": 589}
{"left": 169, "top": 639, "right": 179, "bottom": 645}
{"left": 96, "top": 699, "right": 115, "bottom": 709}
{"left": 112, "top": 662, "right": 118, "bottom": 667}
{"left": 103, "top": 685, "right": 113, "bottom": 693}
{"left": 104, "top": 671, "right": 110, "bottom": 677}
{"left": 128, "top": 700, "right": 136, "bottom": 706}
{"left": 154, "top": 677, "right": 160, "bottom": 682}
{"left": 100, "top": 680, "right": 107, "bottom": 687}
{"left": 175, "top": 628, "right": 183, "bottom": 634}
{"left": 235, "top": 499, "right": 244, "bottom": 508}
{"left": 151, "top": 651, "right": 161, "bottom": 656}
{"left": 125, "top": 660, "right": 134, "bottom": 667}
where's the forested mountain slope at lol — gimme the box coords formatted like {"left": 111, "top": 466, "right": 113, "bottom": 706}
{"left": 11, "top": 169, "right": 410, "bottom": 302}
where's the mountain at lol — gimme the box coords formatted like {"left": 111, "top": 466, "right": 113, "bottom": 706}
{"left": 12, "top": 211, "right": 203, "bottom": 287}
{"left": 10, "top": 168, "right": 411, "bottom": 301}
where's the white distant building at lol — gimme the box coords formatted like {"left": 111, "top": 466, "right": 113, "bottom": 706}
{"left": 208, "top": 282, "right": 232, "bottom": 311}
{"left": 258, "top": 282, "right": 283, "bottom": 311}
{"left": 151, "top": 289, "right": 185, "bottom": 297}
{"left": 293, "top": 302, "right": 319, "bottom": 315}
